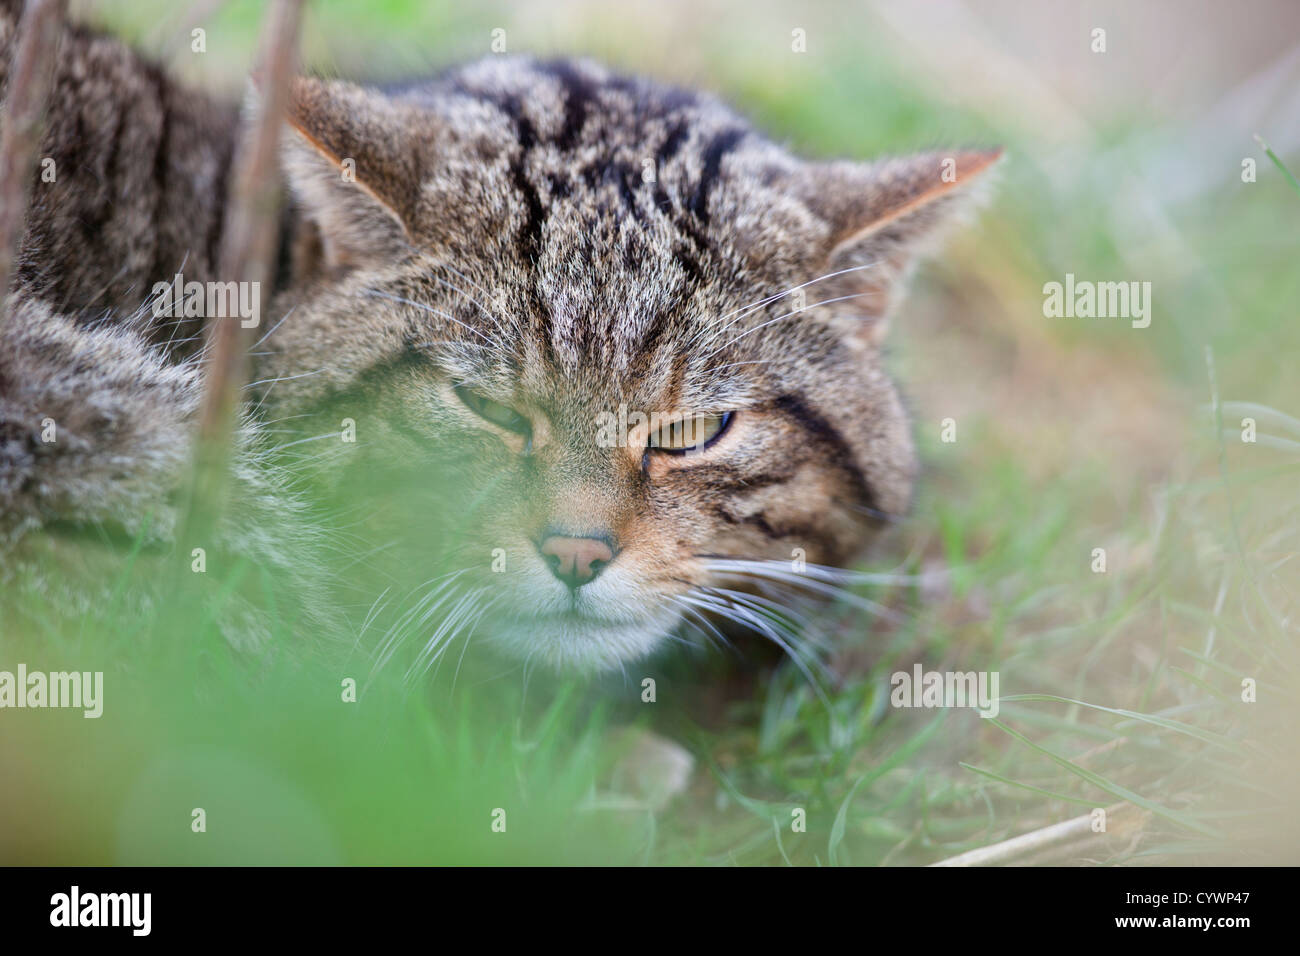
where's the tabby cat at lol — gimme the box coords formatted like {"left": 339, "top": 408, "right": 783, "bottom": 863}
{"left": 0, "top": 2, "right": 998, "bottom": 673}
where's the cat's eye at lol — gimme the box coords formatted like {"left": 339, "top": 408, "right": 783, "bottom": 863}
{"left": 453, "top": 386, "right": 532, "bottom": 437}
{"left": 648, "top": 412, "right": 733, "bottom": 454}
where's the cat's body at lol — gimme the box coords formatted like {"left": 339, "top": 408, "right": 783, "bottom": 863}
{"left": 0, "top": 3, "right": 997, "bottom": 672}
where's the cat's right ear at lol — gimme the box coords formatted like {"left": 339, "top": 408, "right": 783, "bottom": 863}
{"left": 271, "top": 76, "right": 427, "bottom": 269}
{"left": 792, "top": 149, "right": 1002, "bottom": 345}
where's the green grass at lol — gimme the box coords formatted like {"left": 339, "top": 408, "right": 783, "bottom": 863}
{"left": 5, "top": 0, "right": 1297, "bottom": 865}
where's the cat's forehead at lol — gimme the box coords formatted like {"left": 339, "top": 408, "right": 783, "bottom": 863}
{"left": 509, "top": 277, "right": 757, "bottom": 416}
{"left": 412, "top": 60, "right": 824, "bottom": 404}
{"left": 382, "top": 57, "right": 852, "bottom": 417}
{"left": 496, "top": 212, "right": 772, "bottom": 412}
{"left": 532, "top": 208, "right": 704, "bottom": 370}
{"left": 415, "top": 57, "right": 821, "bottom": 301}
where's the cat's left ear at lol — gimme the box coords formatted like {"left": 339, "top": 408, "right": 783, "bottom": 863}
{"left": 796, "top": 149, "right": 1002, "bottom": 344}
{"left": 270, "top": 76, "right": 429, "bottom": 269}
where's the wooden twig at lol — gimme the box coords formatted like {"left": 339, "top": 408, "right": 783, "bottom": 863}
{"left": 929, "top": 803, "right": 1150, "bottom": 866}
{"left": 0, "top": 0, "right": 67, "bottom": 319}
{"left": 182, "top": 0, "right": 303, "bottom": 544}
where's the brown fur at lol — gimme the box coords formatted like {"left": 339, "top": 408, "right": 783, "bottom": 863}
{"left": 0, "top": 6, "right": 998, "bottom": 672}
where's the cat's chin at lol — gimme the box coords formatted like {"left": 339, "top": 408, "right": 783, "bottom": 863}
{"left": 484, "top": 609, "right": 677, "bottom": 675}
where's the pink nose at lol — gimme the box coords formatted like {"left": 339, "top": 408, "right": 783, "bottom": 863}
{"left": 539, "top": 535, "right": 615, "bottom": 589}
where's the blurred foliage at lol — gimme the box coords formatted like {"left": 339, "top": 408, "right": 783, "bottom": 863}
{"left": 6, "top": 0, "right": 1297, "bottom": 864}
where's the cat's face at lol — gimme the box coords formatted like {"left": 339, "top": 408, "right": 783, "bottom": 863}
{"left": 257, "top": 60, "right": 997, "bottom": 672}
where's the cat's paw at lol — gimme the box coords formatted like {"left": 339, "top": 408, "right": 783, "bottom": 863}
{"left": 594, "top": 726, "right": 695, "bottom": 813}
{"left": 0, "top": 295, "right": 200, "bottom": 542}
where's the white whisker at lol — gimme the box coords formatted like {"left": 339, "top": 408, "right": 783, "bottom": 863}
{"left": 360, "top": 287, "right": 496, "bottom": 346}
{"left": 694, "top": 261, "right": 880, "bottom": 346}
{"left": 243, "top": 367, "right": 329, "bottom": 390}
{"left": 429, "top": 274, "right": 509, "bottom": 339}
{"left": 702, "top": 292, "right": 877, "bottom": 358}
{"left": 681, "top": 590, "right": 832, "bottom": 707}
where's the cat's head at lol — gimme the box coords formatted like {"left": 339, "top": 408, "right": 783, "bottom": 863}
{"left": 257, "top": 58, "right": 998, "bottom": 673}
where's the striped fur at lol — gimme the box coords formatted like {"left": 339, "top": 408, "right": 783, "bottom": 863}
{"left": 0, "top": 6, "right": 997, "bottom": 673}
{"left": 260, "top": 58, "right": 999, "bottom": 671}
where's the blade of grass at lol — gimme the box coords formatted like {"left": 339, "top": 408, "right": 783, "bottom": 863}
{"left": 1001, "top": 694, "right": 1238, "bottom": 751}
{"left": 1255, "top": 134, "right": 1300, "bottom": 197}
{"left": 987, "top": 717, "right": 1219, "bottom": 837}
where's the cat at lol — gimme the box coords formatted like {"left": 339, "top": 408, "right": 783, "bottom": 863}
{"left": 0, "top": 2, "right": 999, "bottom": 674}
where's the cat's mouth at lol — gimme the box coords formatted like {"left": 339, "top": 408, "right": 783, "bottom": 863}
{"left": 481, "top": 599, "right": 682, "bottom": 674}
{"left": 534, "top": 607, "right": 634, "bottom": 630}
